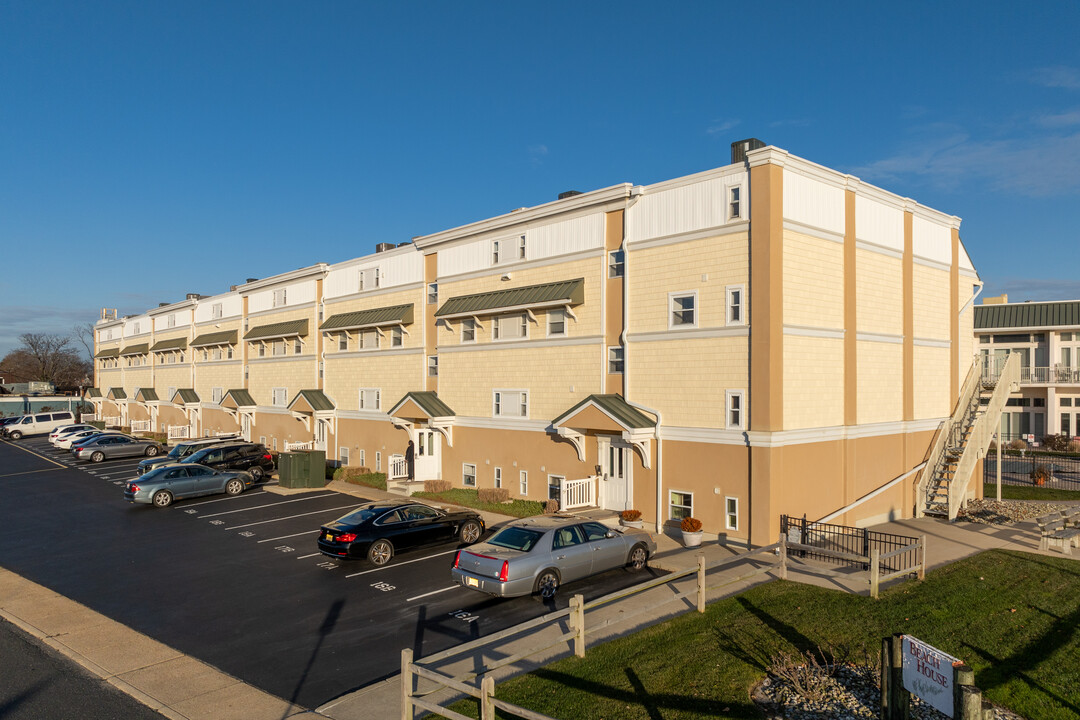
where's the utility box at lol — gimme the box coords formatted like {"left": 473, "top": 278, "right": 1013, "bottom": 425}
{"left": 278, "top": 450, "right": 326, "bottom": 488}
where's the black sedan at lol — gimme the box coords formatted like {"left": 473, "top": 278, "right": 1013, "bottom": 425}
{"left": 317, "top": 501, "right": 485, "bottom": 566}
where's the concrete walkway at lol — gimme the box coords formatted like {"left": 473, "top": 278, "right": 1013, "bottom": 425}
{"left": 2, "top": 481, "right": 1075, "bottom": 720}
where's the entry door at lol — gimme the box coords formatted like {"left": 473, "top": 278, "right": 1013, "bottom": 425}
{"left": 314, "top": 419, "right": 327, "bottom": 451}
{"left": 415, "top": 429, "right": 440, "bottom": 479}
{"left": 241, "top": 415, "right": 251, "bottom": 442}
{"left": 601, "top": 439, "right": 631, "bottom": 511}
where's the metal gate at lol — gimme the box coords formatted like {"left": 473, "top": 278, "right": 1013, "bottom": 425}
{"left": 780, "top": 515, "right": 920, "bottom": 574}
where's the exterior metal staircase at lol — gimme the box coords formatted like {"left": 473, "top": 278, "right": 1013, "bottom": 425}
{"left": 915, "top": 353, "right": 1021, "bottom": 520}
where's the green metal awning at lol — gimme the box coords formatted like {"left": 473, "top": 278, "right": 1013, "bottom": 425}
{"left": 435, "top": 278, "right": 585, "bottom": 319}
{"left": 172, "top": 388, "right": 200, "bottom": 404}
{"left": 975, "top": 301, "right": 1080, "bottom": 330}
{"left": 190, "top": 330, "right": 238, "bottom": 347}
{"left": 220, "top": 389, "right": 256, "bottom": 408}
{"left": 107, "top": 388, "right": 127, "bottom": 400}
{"left": 119, "top": 343, "right": 150, "bottom": 356}
{"left": 244, "top": 320, "right": 308, "bottom": 341}
{"left": 151, "top": 337, "right": 188, "bottom": 352}
{"left": 95, "top": 347, "right": 120, "bottom": 359}
{"left": 288, "top": 389, "right": 335, "bottom": 413}
{"left": 389, "top": 391, "right": 456, "bottom": 419}
{"left": 321, "top": 304, "right": 414, "bottom": 331}
{"left": 553, "top": 394, "right": 656, "bottom": 431}
{"left": 84, "top": 387, "right": 102, "bottom": 398}
{"left": 135, "top": 388, "right": 159, "bottom": 402}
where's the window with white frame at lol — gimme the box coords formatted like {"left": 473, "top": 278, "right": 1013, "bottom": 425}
{"left": 461, "top": 318, "right": 477, "bottom": 343}
{"left": 608, "top": 346, "right": 624, "bottom": 374}
{"left": 518, "top": 235, "right": 526, "bottom": 260}
{"left": 361, "top": 330, "right": 379, "bottom": 350}
{"left": 376, "top": 451, "right": 382, "bottom": 471}
{"left": 272, "top": 437, "right": 278, "bottom": 451}
{"left": 726, "top": 285, "right": 745, "bottom": 325}
{"left": 726, "top": 390, "right": 744, "bottom": 429}
{"left": 428, "top": 283, "right": 438, "bottom": 304}
{"left": 463, "top": 463, "right": 477, "bottom": 486}
{"left": 669, "top": 490, "right": 693, "bottom": 520}
{"left": 212, "top": 387, "right": 223, "bottom": 404}
{"left": 212, "top": 303, "right": 223, "bottom": 319}
{"left": 259, "top": 435, "right": 266, "bottom": 446}
{"left": 669, "top": 292, "right": 697, "bottom": 328}
{"left": 340, "top": 447, "right": 349, "bottom": 466}
{"left": 211, "top": 347, "right": 222, "bottom": 361}
{"left": 167, "top": 314, "right": 176, "bottom": 328}
{"left": 729, "top": 186, "right": 741, "bottom": 220}
{"left": 491, "top": 240, "right": 501, "bottom": 265}
{"left": 725, "top": 497, "right": 739, "bottom": 530}
{"left": 273, "top": 288, "right": 286, "bottom": 307}
{"left": 319, "top": 361, "right": 323, "bottom": 379}
{"left": 358, "top": 388, "right": 381, "bottom": 411}
{"left": 133, "top": 322, "right": 141, "bottom": 334}
{"left": 391, "top": 326, "right": 403, "bottom": 347}
{"left": 358, "top": 449, "right": 365, "bottom": 468}
{"left": 428, "top": 355, "right": 438, "bottom": 376}
{"left": 494, "top": 467, "right": 502, "bottom": 488}
{"left": 548, "top": 474, "right": 563, "bottom": 500}
{"left": 258, "top": 342, "right": 266, "bottom": 357}
{"left": 338, "top": 332, "right": 349, "bottom": 351}
{"left": 358, "top": 269, "right": 366, "bottom": 291}
{"left": 494, "top": 313, "right": 527, "bottom": 341}
{"left": 272, "top": 388, "right": 287, "bottom": 407}
{"left": 293, "top": 338, "right": 302, "bottom": 354}
{"left": 519, "top": 470, "right": 528, "bottom": 496}
{"left": 493, "top": 390, "right": 528, "bottom": 418}
{"left": 609, "top": 250, "right": 625, "bottom": 278}
{"left": 547, "top": 309, "right": 566, "bottom": 337}
{"left": 272, "top": 340, "right": 285, "bottom": 356}
{"left": 227, "top": 345, "right": 233, "bottom": 359}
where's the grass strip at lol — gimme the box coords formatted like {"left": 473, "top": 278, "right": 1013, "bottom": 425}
{"left": 982, "top": 482, "right": 1080, "bottom": 501}
{"left": 413, "top": 488, "right": 546, "bottom": 518}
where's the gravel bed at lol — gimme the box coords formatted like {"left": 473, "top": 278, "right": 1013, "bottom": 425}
{"left": 957, "top": 498, "right": 1073, "bottom": 525}
{"left": 753, "top": 663, "right": 1025, "bottom": 719}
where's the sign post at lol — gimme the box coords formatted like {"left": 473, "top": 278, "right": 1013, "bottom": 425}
{"left": 882, "top": 635, "right": 987, "bottom": 719}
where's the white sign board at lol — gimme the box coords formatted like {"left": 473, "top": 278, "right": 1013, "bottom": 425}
{"left": 902, "top": 635, "right": 960, "bottom": 717}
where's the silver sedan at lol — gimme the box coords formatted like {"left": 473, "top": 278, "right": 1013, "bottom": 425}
{"left": 451, "top": 515, "right": 656, "bottom": 600}
{"left": 72, "top": 434, "right": 163, "bottom": 463}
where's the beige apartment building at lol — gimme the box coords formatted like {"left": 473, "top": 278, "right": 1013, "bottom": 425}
{"left": 89, "top": 142, "right": 983, "bottom": 545}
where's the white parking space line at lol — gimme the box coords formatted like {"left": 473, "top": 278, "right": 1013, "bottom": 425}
{"left": 296, "top": 552, "right": 322, "bottom": 559}
{"left": 223, "top": 504, "right": 362, "bottom": 530}
{"left": 345, "top": 549, "right": 458, "bottom": 578}
{"left": 182, "top": 491, "right": 273, "bottom": 508}
{"left": 407, "top": 586, "right": 459, "bottom": 602}
{"left": 198, "top": 493, "right": 338, "bottom": 518}
{"left": 257, "top": 530, "right": 320, "bottom": 543}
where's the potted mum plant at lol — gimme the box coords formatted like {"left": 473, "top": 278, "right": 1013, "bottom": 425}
{"left": 620, "top": 509, "right": 643, "bottom": 529}
{"left": 680, "top": 516, "right": 703, "bottom": 547}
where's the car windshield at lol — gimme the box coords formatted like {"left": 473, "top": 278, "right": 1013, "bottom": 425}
{"left": 336, "top": 506, "right": 386, "bottom": 525}
{"left": 488, "top": 526, "right": 544, "bottom": 552}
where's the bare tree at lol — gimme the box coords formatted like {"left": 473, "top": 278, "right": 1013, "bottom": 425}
{"left": 71, "top": 322, "right": 96, "bottom": 363}
{"left": 1, "top": 333, "right": 92, "bottom": 390}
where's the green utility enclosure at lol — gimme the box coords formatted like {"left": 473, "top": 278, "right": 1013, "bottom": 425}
{"left": 277, "top": 450, "right": 327, "bottom": 488}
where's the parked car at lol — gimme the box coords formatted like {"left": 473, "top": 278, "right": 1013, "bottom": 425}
{"left": 2, "top": 411, "right": 76, "bottom": 439}
{"left": 317, "top": 500, "right": 485, "bottom": 566}
{"left": 174, "top": 442, "right": 274, "bottom": 481}
{"left": 124, "top": 464, "right": 254, "bottom": 507}
{"left": 54, "top": 428, "right": 125, "bottom": 450}
{"left": 72, "top": 434, "right": 164, "bottom": 463}
{"left": 451, "top": 516, "right": 656, "bottom": 600}
{"left": 135, "top": 434, "right": 242, "bottom": 475}
{"left": 50, "top": 424, "right": 102, "bottom": 445}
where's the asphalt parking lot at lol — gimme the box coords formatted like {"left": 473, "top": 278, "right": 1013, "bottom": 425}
{"left": 0, "top": 434, "right": 664, "bottom": 710}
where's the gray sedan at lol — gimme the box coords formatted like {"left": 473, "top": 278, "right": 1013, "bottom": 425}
{"left": 124, "top": 464, "right": 253, "bottom": 507}
{"left": 72, "top": 434, "right": 164, "bottom": 463}
{"left": 450, "top": 515, "right": 656, "bottom": 600}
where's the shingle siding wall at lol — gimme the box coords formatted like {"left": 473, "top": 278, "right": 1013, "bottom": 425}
{"left": 783, "top": 335, "right": 844, "bottom": 430}
{"left": 856, "top": 249, "right": 903, "bottom": 336}
{"left": 783, "top": 231, "right": 844, "bottom": 330}
{"left": 857, "top": 341, "right": 903, "bottom": 424}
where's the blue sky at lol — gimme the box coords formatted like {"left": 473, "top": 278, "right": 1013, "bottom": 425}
{"left": 2, "top": 1, "right": 1079, "bottom": 359}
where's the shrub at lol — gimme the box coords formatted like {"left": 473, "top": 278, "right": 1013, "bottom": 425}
{"left": 681, "top": 517, "right": 703, "bottom": 533}
{"left": 620, "top": 509, "right": 642, "bottom": 522}
{"left": 1040, "top": 434, "right": 1073, "bottom": 452}
{"left": 1030, "top": 464, "right": 1051, "bottom": 486}
{"left": 543, "top": 499, "right": 559, "bottom": 515}
{"left": 1008, "top": 439, "right": 1027, "bottom": 450}
{"left": 477, "top": 487, "right": 510, "bottom": 503}
{"left": 1069, "top": 440, "right": 1080, "bottom": 454}
{"left": 424, "top": 479, "right": 452, "bottom": 493}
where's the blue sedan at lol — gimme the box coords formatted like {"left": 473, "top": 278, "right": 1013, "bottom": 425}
{"left": 124, "top": 463, "right": 253, "bottom": 507}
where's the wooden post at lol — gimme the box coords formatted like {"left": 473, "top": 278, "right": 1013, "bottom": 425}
{"left": 480, "top": 675, "right": 496, "bottom": 720}
{"left": 697, "top": 553, "right": 706, "bottom": 613}
{"left": 870, "top": 548, "right": 881, "bottom": 599}
{"left": 778, "top": 532, "right": 788, "bottom": 581}
{"left": 570, "top": 594, "right": 586, "bottom": 658}
{"left": 960, "top": 685, "right": 983, "bottom": 720}
{"left": 400, "top": 648, "right": 413, "bottom": 720}
{"left": 953, "top": 663, "right": 975, "bottom": 717}
{"left": 917, "top": 535, "right": 926, "bottom": 581}
{"left": 890, "top": 634, "right": 910, "bottom": 719}
{"left": 880, "top": 636, "right": 891, "bottom": 719}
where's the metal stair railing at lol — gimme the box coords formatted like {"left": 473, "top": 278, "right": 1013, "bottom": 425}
{"left": 915, "top": 357, "right": 981, "bottom": 518}
{"left": 946, "top": 352, "right": 1020, "bottom": 519}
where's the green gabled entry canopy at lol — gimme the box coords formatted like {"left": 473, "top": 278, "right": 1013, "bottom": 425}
{"left": 288, "top": 389, "right": 335, "bottom": 413}
{"left": 191, "top": 330, "right": 238, "bottom": 347}
{"left": 244, "top": 319, "right": 308, "bottom": 341}
{"left": 171, "top": 388, "right": 200, "bottom": 404}
{"left": 135, "top": 388, "right": 159, "bottom": 402}
{"left": 106, "top": 388, "right": 127, "bottom": 400}
{"left": 552, "top": 394, "right": 656, "bottom": 432}
{"left": 389, "top": 391, "right": 456, "bottom": 420}
{"left": 84, "top": 387, "right": 102, "bottom": 398}
{"left": 321, "top": 304, "right": 413, "bottom": 331}
{"left": 220, "top": 389, "right": 256, "bottom": 409}
{"left": 434, "top": 278, "right": 584, "bottom": 319}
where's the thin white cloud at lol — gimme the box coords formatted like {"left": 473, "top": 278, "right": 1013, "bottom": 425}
{"left": 1037, "top": 109, "right": 1080, "bottom": 127}
{"left": 1029, "top": 66, "right": 1080, "bottom": 90}
{"left": 768, "top": 117, "right": 811, "bottom": 128}
{"left": 706, "top": 119, "right": 740, "bottom": 135}
{"left": 527, "top": 144, "right": 548, "bottom": 167}
{"left": 982, "top": 278, "right": 1080, "bottom": 302}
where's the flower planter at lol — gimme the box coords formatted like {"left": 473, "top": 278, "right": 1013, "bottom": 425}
{"left": 681, "top": 530, "right": 703, "bottom": 547}
{"left": 621, "top": 519, "right": 644, "bottom": 529}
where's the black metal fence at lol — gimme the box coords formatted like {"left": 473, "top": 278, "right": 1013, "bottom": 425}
{"left": 779, "top": 515, "right": 921, "bottom": 575}
{"left": 983, "top": 451, "right": 1080, "bottom": 491}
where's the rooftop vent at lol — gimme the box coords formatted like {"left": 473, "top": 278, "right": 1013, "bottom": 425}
{"left": 186, "top": 293, "right": 201, "bottom": 300}
{"left": 730, "top": 138, "right": 766, "bottom": 165}
{"left": 397, "top": 241, "right": 411, "bottom": 247}
{"left": 558, "top": 190, "right": 583, "bottom": 200}
{"left": 375, "top": 242, "right": 395, "bottom": 253}
{"left": 246, "top": 278, "right": 259, "bottom": 284}
{"left": 159, "top": 302, "right": 169, "bottom": 307}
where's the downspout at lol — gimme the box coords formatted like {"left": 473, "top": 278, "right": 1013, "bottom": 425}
{"left": 619, "top": 187, "right": 665, "bottom": 532}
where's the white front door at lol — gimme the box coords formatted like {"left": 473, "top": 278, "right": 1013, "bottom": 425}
{"left": 314, "top": 419, "right": 327, "bottom": 451}
{"left": 601, "top": 438, "right": 632, "bottom": 511}
{"left": 415, "top": 429, "right": 440, "bottom": 479}
{"left": 241, "top": 415, "right": 251, "bottom": 442}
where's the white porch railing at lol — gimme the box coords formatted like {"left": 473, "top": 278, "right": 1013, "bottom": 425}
{"left": 130, "top": 420, "right": 151, "bottom": 433}
{"left": 560, "top": 476, "right": 597, "bottom": 510}
{"left": 81, "top": 413, "right": 99, "bottom": 423}
{"left": 168, "top": 425, "right": 190, "bottom": 440}
{"left": 104, "top": 415, "right": 121, "bottom": 428}
{"left": 215, "top": 430, "right": 237, "bottom": 437}
{"left": 285, "top": 441, "right": 312, "bottom": 451}
{"left": 389, "top": 453, "right": 407, "bottom": 480}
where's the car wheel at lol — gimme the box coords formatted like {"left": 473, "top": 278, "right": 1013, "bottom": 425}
{"left": 152, "top": 490, "right": 173, "bottom": 508}
{"left": 534, "top": 569, "right": 560, "bottom": 601}
{"left": 9, "top": 430, "right": 22, "bottom": 440}
{"left": 627, "top": 544, "right": 648, "bottom": 571}
{"left": 225, "top": 478, "right": 244, "bottom": 496}
{"left": 367, "top": 539, "right": 393, "bottom": 566}
{"left": 459, "top": 520, "right": 482, "bottom": 544}
{"left": 249, "top": 466, "right": 263, "bottom": 481}
{"left": 145, "top": 445, "right": 160, "bottom": 457}
{"left": 91, "top": 451, "right": 105, "bottom": 463}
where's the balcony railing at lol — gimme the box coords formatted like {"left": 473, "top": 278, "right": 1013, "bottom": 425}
{"left": 81, "top": 413, "right": 99, "bottom": 423}
{"left": 981, "top": 361, "right": 1080, "bottom": 386}
{"left": 285, "top": 441, "right": 312, "bottom": 451}
{"left": 130, "top": 420, "right": 151, "bottom": 433}
{"left": 104, "top": 416, "right": 121, "bottom": 428}
{"left": 389, "top": 453, "right": 407, "bottom": 480}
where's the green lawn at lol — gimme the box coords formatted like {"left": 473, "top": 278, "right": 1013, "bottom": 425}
{"left": 332, "top": 469, "right": 387, "bottom": 490}
{"left": 412, "top": 488, "right": 546, "bottom": 518}
{"left": 449, "top": 550, "right": 1080, "bottom": 719}
{"left": 982, "top": 482, "right": 1080, "bottom": 502}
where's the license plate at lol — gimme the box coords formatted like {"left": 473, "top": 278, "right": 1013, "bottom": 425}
{"left": 325, "top": 533, "right": 334, "bottom": 541}
{"left": 466, "top": 576, "right": 479, "bottom": 587}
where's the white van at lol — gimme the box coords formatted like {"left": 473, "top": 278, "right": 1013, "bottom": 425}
{"left": 3, "top": 411, "right": 77, "bottom": 440}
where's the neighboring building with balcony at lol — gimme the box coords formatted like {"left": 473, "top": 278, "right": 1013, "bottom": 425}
{"left": 89, "top": 141, "right": 985, "bottom": 544}
{"left": 975, "top": 295, "right": 1080, "bottom": 442}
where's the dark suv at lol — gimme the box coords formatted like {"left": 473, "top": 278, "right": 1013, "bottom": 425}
{"left": 180, "top": 442, "right": 274, "bottom": 481}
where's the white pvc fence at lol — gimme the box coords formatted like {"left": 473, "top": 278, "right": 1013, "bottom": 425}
{"left": 168, "top": 425, "right": 190, "bottom": 440}
{"left": 285, "top": 441, "right": 312, "bottom": 451}
{"left": 104, "top": 416, "right": 121, "bottom": 428}
{"left": 81, "top": 413, "right": 98, "bottom": 423}
{"left": 130, "top": 420, "right": 151, "bottom": 433}
{"left": 560, "top": 476, "right": 596, "bottom": 510}
{"left": 389, "top": 453, "right": 407, "bottom": 480}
